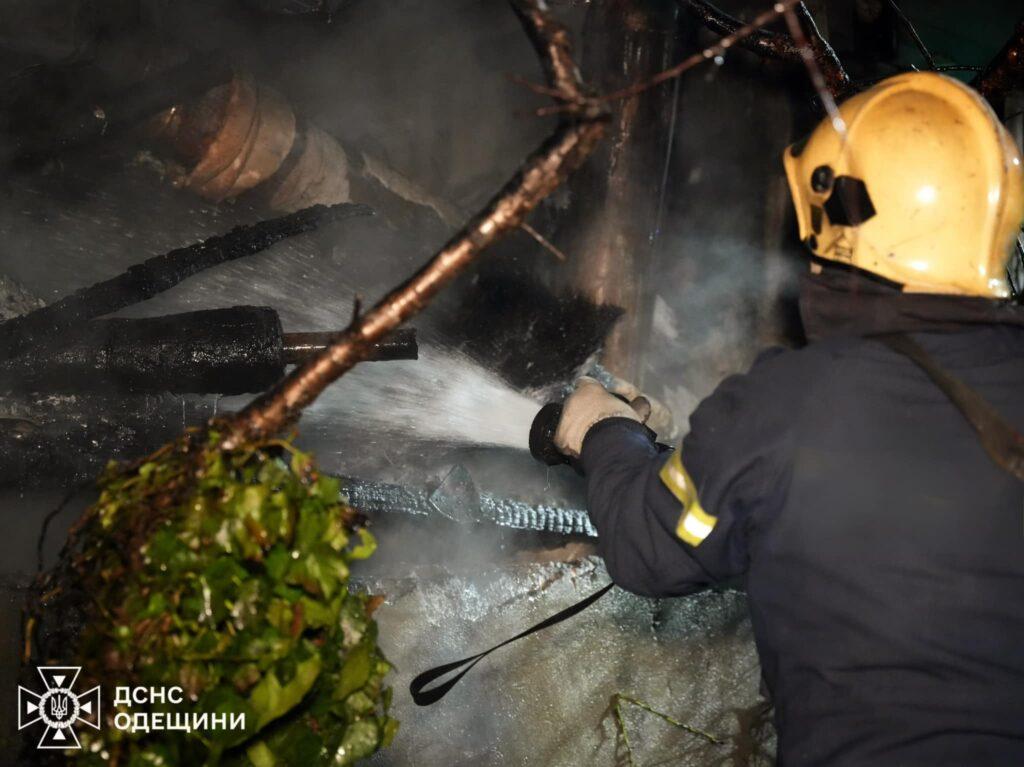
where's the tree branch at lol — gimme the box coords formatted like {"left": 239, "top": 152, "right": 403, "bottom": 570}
{"left": 886, "top": 0, "right": 937, "bottom": 70}
{"left": 685, "top": 0, "right": 800, "bottom": 61}
{"left": 973, "top": 20, "right": 1024, "bottom": 113}
{"left": 580, "top": 0, "right": 803, "bottom": 109}
{"left": 682, "top": 0, "right": 850, "bottom": 101}
{"left": 218, "top": 0, "right": 609, "bottom": 448}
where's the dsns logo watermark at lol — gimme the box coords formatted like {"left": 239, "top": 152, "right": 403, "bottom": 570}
{"left": 18, "top": 666, "right": 101, "bottom": 749}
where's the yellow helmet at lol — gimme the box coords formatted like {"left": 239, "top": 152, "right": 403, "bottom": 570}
{"left": 784, "top": 72, "right": 1024, "bottom": 298}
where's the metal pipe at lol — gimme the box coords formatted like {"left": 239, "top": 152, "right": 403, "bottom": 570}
{"left": 0, "top": 307, "right": 418, "bottom": 396}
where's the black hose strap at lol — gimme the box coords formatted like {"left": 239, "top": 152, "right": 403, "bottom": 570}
{"left": 409, "top": 582, "right": 614, "bottom": 706}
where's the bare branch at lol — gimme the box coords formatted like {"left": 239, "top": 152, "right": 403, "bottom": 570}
{"left": 782, "top": 6, "right": 846, "bottom": 135}
{"left": 218, "top": 0, "right": 609, "bottom": 448}
{"left": 685, "top": 0, "right": 801, "bottom": 62}
{"left": 520, "top": 222, "right": 568, "bottom": 262}
{"left": 682, "top": 1, "right": 850, "bottom": 101}
{"left": 886, "top": 0, "right": 937, "bottom": 70}
{"left": 973, "top": 20, "right": 1024, "bottom": 112}
{"left": 586, "top": 0, "right": 804, "bottom": 109}
{"left": 789, "top": 3, "right": 851, "bottom": 100}
{"left": 511, "top": 0, "right": 590, "bottom": 111}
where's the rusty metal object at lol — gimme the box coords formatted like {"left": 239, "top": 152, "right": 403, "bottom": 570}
{"left": 219, "top": 0, "right": 610, "bottom": 448}
{"left": 973, "top": 21, "right": 1024, "bottom": 115}
{"left": 151, "top": 73, "right": 297, "bottom": 202}
{"left": 261, "top": 124, "right": 351, "bottom": 212}
{"left": 150, "top": 75, "right": 449, "bottom": 217}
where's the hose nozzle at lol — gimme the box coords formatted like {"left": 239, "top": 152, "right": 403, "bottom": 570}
{"left": 529, "top": 402, "right": 570, "bottom": 466}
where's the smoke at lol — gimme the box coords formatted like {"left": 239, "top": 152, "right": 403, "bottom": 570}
{"left": 637, "top": 51, "right": 806, "bottom": 431}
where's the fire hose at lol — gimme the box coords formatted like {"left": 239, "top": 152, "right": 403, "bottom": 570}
{"left": 410, "top": 395, "right": 669, "bottom": 705}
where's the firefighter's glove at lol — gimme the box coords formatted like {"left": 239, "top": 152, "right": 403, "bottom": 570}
{"left": 554, "top": 377, "right": 648, "bottom": 459}
{"left": 603, "top": 372, "right": 675, "bottom": 439}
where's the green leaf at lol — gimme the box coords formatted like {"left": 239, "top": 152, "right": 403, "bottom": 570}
{"left": 139, "top": 591, "right": 168, "bottom": 619}
{"left": 343, "top": 691, "right": 375, "bottom": 717}
{"left": 300, "top": 595, "right": 341, "bottom": 630}
{"left": 246, "top": 742, "right": 275, "bottom": 767}
{"left": 334, "top": 643, "right": 372, "bottom": 701}
{"left": 247, "top": 717, "right": 323, "bottom": 767}
{"left": 290, "top": 449, "right": 311, "bottom": 477}
{"left": 333, "top": 721, "right": 380, "bottom": 766}
{"left": 347, "top": 529, "right": 376, "bottom": 561}
{"left": 313, "top": 475, "right": 340, "bottom": 501}
{"left": 237, "top": 485, "right": 267, "bottom": 518}
{"left": 380, "top": 717, "right": 399, "bottom": 749}
{"left": 249, "top": 653, "right": 323, "bottom": 730}
{"left": 196, "top": 686, "right": 256, "bottom": 748}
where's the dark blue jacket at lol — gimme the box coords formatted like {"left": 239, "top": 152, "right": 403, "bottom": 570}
{"left": 580, "top": 276, "right": 1024, "bottom": 766}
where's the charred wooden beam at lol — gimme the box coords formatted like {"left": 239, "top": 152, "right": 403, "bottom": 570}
{"left": 219, "top": 0, "right": 611, "bottom": 448}
{"left": 560, "top": 0, "right": 680, "bottom": 383}
{"left": 0, "top": 202, "right": 372, "bottom": 361}
{"left": 0, "top": 394, "right": 214, "bottom": 487}
{"left": 0, "top": 307, "right": 418, "bottom": 396}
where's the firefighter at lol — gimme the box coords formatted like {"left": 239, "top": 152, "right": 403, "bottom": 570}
{"left": 552, "top": 72, "right": 1024, "bottom": 765}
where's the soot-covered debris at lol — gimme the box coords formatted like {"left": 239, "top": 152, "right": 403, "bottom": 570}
{"left": 441, "top": 271, "right": 623, "bottom": 391}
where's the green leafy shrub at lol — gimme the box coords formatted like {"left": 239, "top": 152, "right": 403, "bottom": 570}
{"left": 31, "top": 432, "right": 396, "bottom": 766}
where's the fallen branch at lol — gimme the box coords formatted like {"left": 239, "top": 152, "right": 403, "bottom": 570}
{"left": 682, "top": 0, "right": 850, "bottom": 101}
{"left": 0, "top": 202, "right": 371, "bottom": 360}
{"left": 610, "top": 692, "right": 724, "bottom": 767}
{"left": 218, "top": 0, "right": 609, "bottom": 448}
{"left": 973, "top": 20, "right": 1024, "bottom": 113}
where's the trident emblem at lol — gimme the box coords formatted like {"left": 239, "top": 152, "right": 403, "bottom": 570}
{"left": 50, "top": 694, "right": 69, "bottom": 721}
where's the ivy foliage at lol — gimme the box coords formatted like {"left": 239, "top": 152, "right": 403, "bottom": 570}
{"left": 40, "top": 432, "right": 396, "bottom": 766}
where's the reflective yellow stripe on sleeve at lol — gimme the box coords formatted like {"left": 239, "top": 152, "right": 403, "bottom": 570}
{"left": 658, "top": 450, "right": 718, "bottom": 547}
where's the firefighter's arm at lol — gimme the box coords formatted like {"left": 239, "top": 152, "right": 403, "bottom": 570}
{"left": 565, "top": 348, "right": 795, "bottom": 597}
{"left": 579, "top": 418, "right": 717, "bottom": 597}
